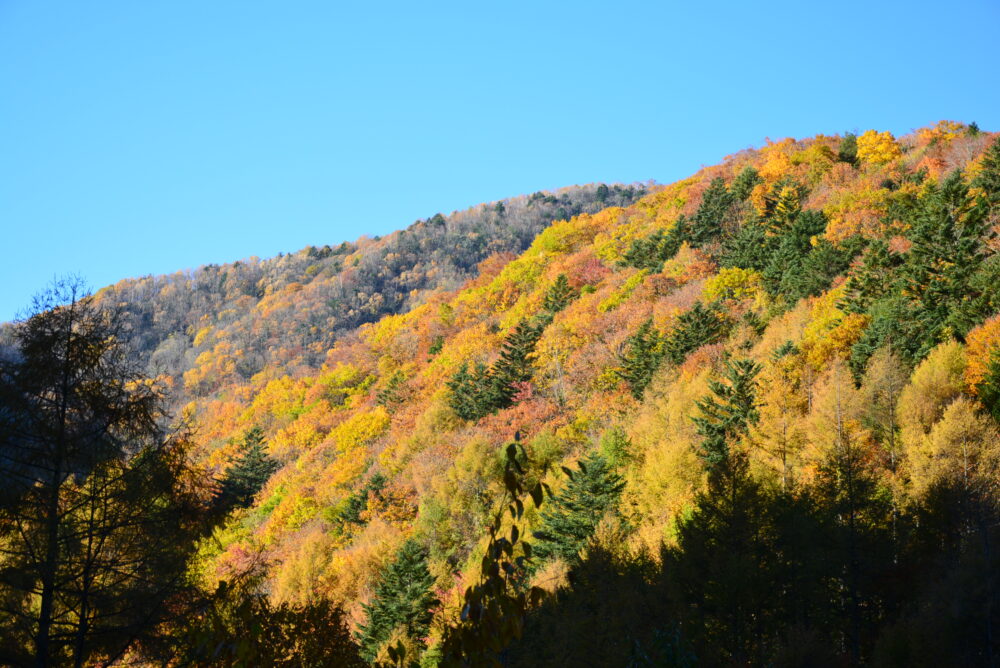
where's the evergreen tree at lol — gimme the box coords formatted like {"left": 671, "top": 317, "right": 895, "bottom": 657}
{"left": 487, "top": 318, "right": 544, "bottom": 408}
{"left": 220, "top": 426, "right": 280, "bottom": 509}
{"left": 838, "top": 133, "right": 858, "bottom": 164}
{"left": 782, "top": 237, "right": 855, "bottom": 301}
{"left": 689, "top": 177, "right": 733, "bottom": 246}
{"left": 903, "top": 170, "right": 991, "bottom": 357}
{"left": 720, "top": 218, "right": 777, "bottom": 271}
{"left": 671, "top": 357, "right": 776, "bottom": 664}
{"left": 533, "top": 452, "right": 625, "bottom": 565}
{"left": 729, "top": 166, "right": 762, "bottom": 202}
{"left": 841, "top": 240, "right": 902, "bottom": 314}
{"left": 663, "top": 302, "right": 728, "bottom": 366}
{"left": 620, "top": 217, "right": 691, "bottom": 272}
{"left": 447, "top": 361, "right": 487, "bottom": 421}
{"left": 616, "top": 318, "right": 665, "bottom": 399}
{"left": 972, "top": 136, "right": 1000, "bottom": 213}
{"left": 542, "top": 274, "right": 576, "bottom": 314}
{"left": 357, "top": 539, "right": 439, "bottom": 662}
{"left": 340, "top": 473, "right": 387, "bottom": 526}
{"left": 692, "top": 357, "right": 762, "bottom": 467}
{"left": 376, "top": 369, "right": 410, "bottom": 413}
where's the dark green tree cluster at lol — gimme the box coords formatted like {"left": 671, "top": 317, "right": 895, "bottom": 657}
{"left": 447, "top": 319, "right": 544, "bottom": 421}
{"left": 376, "top": 369, "right": 411, "bottom": 413}
{"left": 357, "top": 539, "right": 440, "bottom": 663}
{"left": 619, "top": 221, "right": 689, "bottom": 272}
{"left": 619, "top": 169, "right": 760, "bottom": 274}
{"left": 691, "top": 357, "right": 761, "bottom": 466}
{"left": 722, "top": 181, "right": 859, "bottom": 303}
{"left": 616, "top": 318, "right": 666, "bottom": 399}
{"left": 616, "top": 304, "right": 730, "bottom": 399}
{"left": 338, "top": 472, "right": 388, "bottom": 526}
{"left": 448, "top": 278, "right": 578, "bottom": 421}
{"left": 663, "top": 301, "right": 729, "bottom": 366}
{"left": 848, "top": 159, "right": 1000, "bottom": 370}
{"left": 219, "top": 426, "right": 280, "bottom": 510}
{"left": 533, "top": 452, "right": 625, "bottom": 566}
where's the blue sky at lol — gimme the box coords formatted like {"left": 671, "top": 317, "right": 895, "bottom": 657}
{"left": 1, "top": 0, "right": 998, "bottom": 321}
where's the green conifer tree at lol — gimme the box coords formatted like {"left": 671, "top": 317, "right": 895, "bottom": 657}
{"left": 692, "top": 358, "right": 762, "bottom": 467}
{"left": 542, "top": 274, "right": 576, "bottom": 314}
{"left": 533, "top": 452, "right": 626, "bottom": 565}
{"left": 220, "top": 426, "right": 280, "bottom": 509}
{"left": 357, "top": 539, "right": 439, "bottom": 662}
{"left": 972, "top": 136, "right": 1000, "bottom": 212}
{"left": 487, "top": 319, "right": 544, "bottom": 408}
{"left": 690, "top": 177, "right": 734, "bottom": 246}
{"left": 729, "top": 166, "right": 762, "bottom": 202}
{"left": 616, "top": 318, "right": 665, "bottom": 399}
{"left": 903, "top": 170, "right": 991, "bottom": 357}
{"left": 663, "top": 302, "right": 728, "bottom": 366}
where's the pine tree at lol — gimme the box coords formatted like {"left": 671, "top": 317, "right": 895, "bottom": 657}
{"left": 616, "top": 318, "right": 665, "bottom": 399}
{"left": 720, "top": 218, "right": 777, "bottom": 271}
{"left": 972, "top": 136, "right": 1000, "bottom": 213}
{"left": 542, "top": 274, "right": 576, "bottom": 314}
{"left": 340, "top": 473, "right": 387, "bottom": 526}
{"left": 533, "top": 452, "right": 625, "bottom": 565}
{"left": 487, "top": 319, "right": 544, "bottom": 408}
{"left": 841, "top": 240, "right": 901, "bottom": 314}
{"left": 447, "top": 361, "right": 491, "bottom": 421}
{"left": 903, "top": 170, "right": 991, "bottom": 357}
{"left": 663, "top": 302, "right": 728, "bottom": 366}
{"left": 220, "top": 426, "right": 280, "bottom": 509}
{"left": 692, "top": 357, "right": 762, "bottom": 467}
{"left": 729, "top": 166, "right": 762, "bottom": 202}
{"left": 690, "top": 177, "right": 733, "bottom": 246}
{"left": 357, "top": 539, "right": 439, "bottom": 662}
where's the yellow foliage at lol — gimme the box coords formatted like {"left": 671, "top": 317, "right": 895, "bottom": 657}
{"left": 758, "top": 138, "right": 796, "bottom": 182}
{"left": 917, "top": 120, "right": 965, "bottom": 145}
{"left": 800, "top": 287, "right": 868, "bottom": 369}
{"left": 857, "top": 130, "right": 902, "bottom": 165}
{"left": 599, "top": 269, "right": 647, "bottom": 312}
{"left": 702, "top": 267, "right": 765, "bottom": 305}
{"left": 963, "top": 314, "right": 1000, "bottom": 393}
{"left": 898, "top": 340, "right": 967, "bottom": 446}
{"left": 823, "top": 184, "right": 892, "bottom": 240}
{"left": 907, "top": 397, "right": 999, "bottom": 497}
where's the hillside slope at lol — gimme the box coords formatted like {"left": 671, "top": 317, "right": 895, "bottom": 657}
{"left": 190, "top": 122, "right": 1000, "bottom": 664}
{"left": 94, "top": 183, "right": 644, "bottom": 389}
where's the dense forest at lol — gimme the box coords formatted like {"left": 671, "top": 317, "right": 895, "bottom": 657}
{"left": 2, "top": 122, "right": 999, "bottom": 666}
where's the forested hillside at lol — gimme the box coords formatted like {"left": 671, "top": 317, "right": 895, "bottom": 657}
{"left": 3, "top": 122, "right": 1000, "bottom": 666}
{"left": 96, "top": 184, "right": 644, "bottom": 383}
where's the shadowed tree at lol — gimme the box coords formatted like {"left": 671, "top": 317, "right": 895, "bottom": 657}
{"left": 0, "top": 280, "right": 207, "bottom": 667}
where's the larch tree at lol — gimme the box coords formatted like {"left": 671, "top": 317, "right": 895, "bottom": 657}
{"left": 0, "top": 280, "right": 206, "bottom": 667}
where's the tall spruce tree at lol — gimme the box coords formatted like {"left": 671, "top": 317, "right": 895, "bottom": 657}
{"left": 689, "top": 177, "right": 734, "bottom": 246}
{"left": 357, "top": 539, "right": 439, "bottom": 662}
{"left": 903, "top": 169, "right": 991, "bottom": 357}
{"left": 533, "top": 452, "right": 625, "bottom": 565}
{"left": 692, "top": 357, "right": 762, "bottom": 467}
{"left": 219, "top": 426, "right": 279, "bottom": 509}
{"left": 541, "top": 274, "right": 576, "bottom": 314}
{"left": 487, "top": 318, "right": 544, "bottom": 408}
{"left": 663, "top": 302, "right": 728, "bottom": 366}
{"left": 616, "top": 318, "right": 665, "bottom": 399}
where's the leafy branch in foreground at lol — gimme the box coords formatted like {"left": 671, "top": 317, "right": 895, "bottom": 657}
{"left": 436, "top": 440, "right": 548, "bottom": 667}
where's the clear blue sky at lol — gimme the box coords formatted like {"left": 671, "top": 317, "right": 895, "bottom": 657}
{"left": 2, "top": 0, "right": 998, "bottom": 321}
